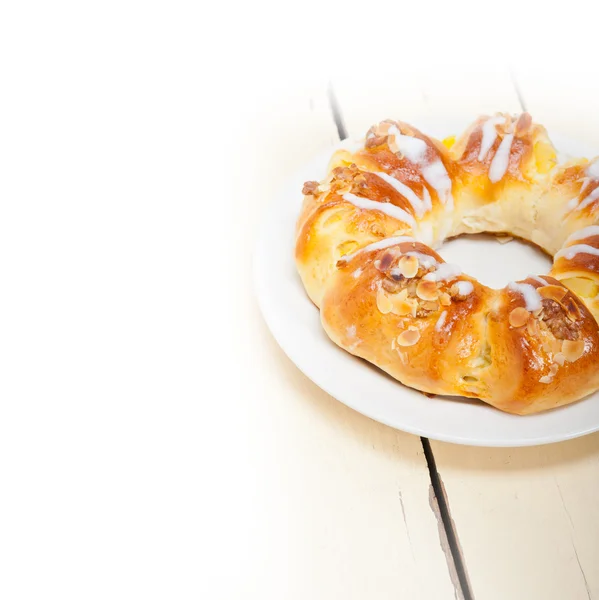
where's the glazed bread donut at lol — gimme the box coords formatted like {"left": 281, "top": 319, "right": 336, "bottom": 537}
{"left": 295, "top": 113, "right": 599, "bottom": 415}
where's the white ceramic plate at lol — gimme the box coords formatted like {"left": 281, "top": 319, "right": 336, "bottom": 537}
{"left": 253, "top": 118, "right": 599, "bottom": 446}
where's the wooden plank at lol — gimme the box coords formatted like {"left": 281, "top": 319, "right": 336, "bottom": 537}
{"left": 240, "top": 80, "right": 458, "bottom": 599}
{"left": 429, "top": 438, "right": 599, "bottom": 600}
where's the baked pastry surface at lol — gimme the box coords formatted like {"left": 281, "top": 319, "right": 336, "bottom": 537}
{"left": 295, "top": 113, "right": 599, "bottom": 414}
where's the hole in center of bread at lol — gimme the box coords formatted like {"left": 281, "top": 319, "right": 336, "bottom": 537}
{"left": 440, "top": 233, "right": 552, "bottom": 289}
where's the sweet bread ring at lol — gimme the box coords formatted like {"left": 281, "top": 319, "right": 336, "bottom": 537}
{"left": 295, "top": 113, "right": 599, "bottom": 415}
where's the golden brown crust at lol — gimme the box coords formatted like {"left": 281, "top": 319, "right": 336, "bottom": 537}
{"left": 295, "top": 112, "right": 599, "bottom": 414}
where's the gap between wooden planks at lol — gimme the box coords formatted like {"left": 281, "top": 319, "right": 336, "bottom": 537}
{"left": 331, "top": 67, "right": 599, "bottom": 600}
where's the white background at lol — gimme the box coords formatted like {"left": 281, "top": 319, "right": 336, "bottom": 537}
{"left": 0, "top": 1, "right": 597, "bottom": 598}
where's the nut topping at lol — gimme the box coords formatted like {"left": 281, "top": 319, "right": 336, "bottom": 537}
{"left": 439, "top": 292, "right": 452, "bottom": 306}
{"left": 376, "top": 287, "right": 393, "bottom": 314}
{"left": 514, "top": 112, "right": 533, "bottom": 137}
{"left": 527, "top": 317, "right": 540, "bottom": 337}
{"left": 397, "top": 327, "right": 420, "bottom": 347}
{"left": 541, "top": 298, "right": 581, "bottom": 340}
{"left": 397, "top": 255, "right": 419, "bottom": 278}
{"left": 538, "top": 285, "right": 568, "bottom": 303}
{"left": 554, "top": 352, "right": 566, "bottom": 366}
{"left": 302, "top": 181, "right": 320, "bottom": 195}
{"left": 416, "top": 280, "right": 439, "bottom": 302}
{"left": 562, "top": 339, "right": 585, "bottom": 363}
{"left": 509, "top": 307, "right": 530, "bottom": 328}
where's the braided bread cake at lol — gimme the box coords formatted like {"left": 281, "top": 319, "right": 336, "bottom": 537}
{"left": 295, "top": 113, "right": 599, "bottom": 415}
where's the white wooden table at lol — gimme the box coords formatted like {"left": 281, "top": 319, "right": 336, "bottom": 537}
{"left": 6, "top": 5, "right": 599, "bottom": 599}
{"left": 243, "top": 70, "right": 599, "bottom": 600}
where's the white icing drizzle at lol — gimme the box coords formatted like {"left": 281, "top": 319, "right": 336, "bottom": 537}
{"left": 346, "top": 325, "right": 357, "bottom": 338}
{"left": 456, "top": 281, "right": 474, "bottom": 296}
{"left": 478, "top": 116, "right": 506, "bottom": 161}
{"left": 374, "top": 172, "right": 431, "bottom": 217}
{"left": 425, "top": 262, "right": 462, "bottom": 282}
{"left": 508, "top": 281, "right": 542, "bottom": 311}
{"left": 567, "top": 162, "right": 599, "bottom": 214}
{"left": 529, "top": 275, "right": 550, "bottom": 287}
{"left": 404, "top": 251, "right": 437, "bottom": 268}
{"left": 579, "top": 179, "right": 591, "bottom": 197}
{"left": 421, "top": 161, "right": 454, "bottom": 209}
{"left": 386, "top": 125, "right": 453, "bottom": 208}
{"left": 555, "top": 244, "right": 599, "bottom": 261}
{"left": 586, "top": 159, "right": 599, "bottom": 179}
{"left": 337, "top": 236, "right": 415, "bottom": 264}
{"left": 388, "top": 126, "right": 428, "bottom": 163}
{"left": 574, "top": 187, "right": 599, "bottom": 213}
{"left": 422, "top": 187, "right": 432, "bottom": 210}
{"left": 488, "top": 133, "right": 514, "bottom": 183}
{"left": 435, "top": 311, "right": 448, "bottom": 332}
{"left": 564, "top": 226, "right": 599, "bottom": 245}
{"left": 342, "top": 193, "right": 416, "bottom": 227}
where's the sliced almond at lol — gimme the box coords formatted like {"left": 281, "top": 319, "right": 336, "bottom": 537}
{"left": 563, "top": 296, "right": 582, "bottom": 321}
{"left": 538, "top": 285, "right": 568, "bottom": 302}
{"left": 406, "top": 279, "right": 418, "bottom": 297}
{"left": 397, "top": 327, "right": 421, "bottom": 347}
{"left": 527, "top": 317, "right": 540, "bottom": 337}
{"left": 509, "top": 307, "right": 530, "bottom": 328}
{"left": 391, "top": 297, "right": 416, "bottom": 317}
{"left": 550, "top": 337, "right": 563, "bottom": 355}
{"left": 397, "top": 255, "right": 419, "bottom": 278}
{"left": 539, "top": 375, "right": 554, "bottom": 384}
{"left": 439, "top": 292, "right": 452, "bottom": 306}
{"left": 396, "top": 288, "right": 409, "bottom": 302}
{"left": 515, "top": 112, "right": 533, "bottom": 137}
{"left": 366, "top": 135, "right": 386, "bottom": 148}
{"left": 549, "top": 363, "right": 559, "bottom": 377}
{"left": 554, "top": 352, "right": 566, "bottom": 366}
{"left": 375, "top": 122, "right": 393, "bottom": 136}
{"left": 376, "top": 287, "right": 393, "bottom": 314}
{"left": 336, "top": 184, "right": 353, "bottom": 196}
{"left": 422, "top": 300, "right": 440, "bottom": 311}
{"left": 562, "top": 339, "right": 585, "bottom": 362}
{"left": 416, "top": 279, "right": 439, "bottom": 301}
{"left": 388, "top": 138, "right": 400, "bottom": 154}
